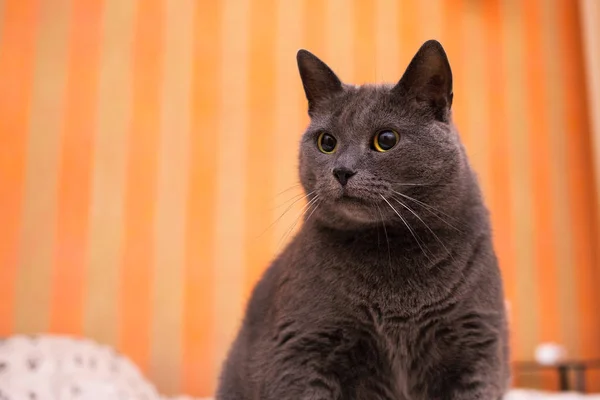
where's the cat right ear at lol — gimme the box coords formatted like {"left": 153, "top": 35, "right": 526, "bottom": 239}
{"left": 297, "top": 49, "right": 343, "bottom": 114}
{"left": 392, "top": 40, "right": 453, "bottom": 122}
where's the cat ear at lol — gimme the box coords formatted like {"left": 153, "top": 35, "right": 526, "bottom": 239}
{"left": 297, "top": 49, "right": 343, "bottom": 114}
{"left": 392, "top": 40, "right": 453, "bottom": 121}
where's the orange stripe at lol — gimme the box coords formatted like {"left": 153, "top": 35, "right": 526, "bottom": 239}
{"left": 417, "top": 1, "right": 442, "bottom": 41}
{"left": 182, "top": 0, "right": 221, "bottom": 394}
{"left": 244, "top": 0, "right": 277, "bottom": 301}
{"left": 0, "top": 1, "right": 4, "bottom": 43}
{"left": 375, "top": 0, "right": 399, "bottom": 84}
{"left": 304, "top": 0, "right": 326, "bottom": 56}
{"left": 483, "top": 0, "right": 518, "bottom": 360}
{"left": 15, "top": 0, "right": 70, "bottom": 335}
{"left": 523, "top": 0, "right": 559, "bottom": 345}
{"left": 558, "top": 0, "right": 600, "bottom": 382}
{"left": 326, "top": 0, "right": 353, "bottom": 79}
{"left": 579, "top": 1, "right": 600, "bottom": 211}
{"left": 214, "top": 0, "right": 250, "bottom": 377}
{"left": 119, "top": 0, "right": 162, "bottom": 373}
{"left": 0, "top": 0, "right": 38, "bottom": 336}
{"left": 50, "top": 0, "right": 103, "bottom": 335}
{"left": 523, "top": 1, "right": 560, "bottom": 389}
{"left": 505, "top": 0, "right": 540, "bottom": 366}
{"left": 353, "top": 0, "right": 375, "bottom": 83}
{"left": 83, "top": 0, "right": 134, "bottom": 347}
{"left": 541, "top": 0, "right": 578, "bottom": 366}
{"left": 149, "top": 0, "right": 194, "bottom": 392}
{"left": 398, "top": 0, "right": 418, "bottom": 66}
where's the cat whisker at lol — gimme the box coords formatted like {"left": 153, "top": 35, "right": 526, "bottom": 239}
{"left": 380, "top": 195, "right": 430, "bottom": 260}
{"left": 258, "top": 190, "right": 317, "bottom": 239}
{"left": 278, "top": 196, "right": 320, "bottom": 248}
{"left": 272, "top": 185, "right": 321, "bottom": 211}
{"left": 392, "top": 197, "right": 450, "bottom": 256}
{"left": 392, "top": 182, "right": 432, "bottom": 187}
{"left": 304, "top": 199, "right": 321, "bottom": 225}
{"left": 375, "top": 202, "right": 392, "bottom": 270}
{"left": 368, "top": 204, "right": 381, "bottom": 257}
{"left": 272, "top": 186, "right": 338, "bottom": 213}
{"left": 274, "top": 183, "right": 302, "bottom": 198}
{"left": 277, "top": 195, "right": 320, "bottom": 249}
{"left": 392, "top": 190, "right": 462, "bottom": 232}
{"left": 271, "top": 191, "right": 307, "bottom": 211}
{"left": 391, "top": 190, "right": 454, "bottom": 220}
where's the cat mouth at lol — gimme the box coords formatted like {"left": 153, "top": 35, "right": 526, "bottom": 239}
{"left": 339, "top": 195, "right": 361, "bottom": 204}
{"left": 337, "top": 192, "right": 371, "bottom": 205}
{"left": 337, "top": 186, "right": 381, "bottom": 203}
{"left": 322, "top": 186, "right": 381, "bottom": 210}
{"left": 328, "top": 192, "right": 379, "bottom": 222}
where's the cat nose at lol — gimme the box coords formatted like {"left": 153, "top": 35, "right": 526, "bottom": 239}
{"left": 333, "top": 167, "right": 356, "bottom": 186}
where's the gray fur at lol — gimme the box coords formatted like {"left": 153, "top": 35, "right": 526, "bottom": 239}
{"left": 217, "top": 40, "right": 509, "bottom": 400}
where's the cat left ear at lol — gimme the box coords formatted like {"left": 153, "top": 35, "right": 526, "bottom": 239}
{"left": 297, "top": 49, "right": 343, "bottom": 114}
{"left": 392, "top": 40, "right": 453, "bottom": 122}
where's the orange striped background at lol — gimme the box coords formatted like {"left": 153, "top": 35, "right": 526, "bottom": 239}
{"left": 0, "top": 0, "right": 598, "bottom": 396}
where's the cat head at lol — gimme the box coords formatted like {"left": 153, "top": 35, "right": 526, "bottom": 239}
{"left": 297, "top": 40, "right": 471, "bottom": 229}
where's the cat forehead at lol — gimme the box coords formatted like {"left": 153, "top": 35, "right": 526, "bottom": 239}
{"left": 309, "top": 84, "right": 410, "bottom": 129}
{"left": 342, "top": 83, "right": 391, "bottom": 101}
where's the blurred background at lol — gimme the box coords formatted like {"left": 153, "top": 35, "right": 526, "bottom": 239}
{"left": 0, "top": 0, "right": 599, "bottom": 397}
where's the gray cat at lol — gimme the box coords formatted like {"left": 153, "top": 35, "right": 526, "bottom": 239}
{"left": 216, "top": 40, "right": 509, "bottom": 400}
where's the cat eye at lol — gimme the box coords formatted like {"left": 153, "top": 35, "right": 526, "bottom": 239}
{"left": 373, "top": 129, "right": 399, "bottom": 152}
{"left": 317, "top": 132, "right": 338, "bottom": 154}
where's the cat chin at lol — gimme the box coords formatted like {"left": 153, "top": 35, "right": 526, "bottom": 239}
{"left": 323, "top": 198, "right": 380, "bottom": 225}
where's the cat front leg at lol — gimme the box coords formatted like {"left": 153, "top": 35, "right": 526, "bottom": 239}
{"left": 422, "top": 353, "right": 505, "bottom": 400}
{"left": 409, "top": 314, "right": 509, "bottom": 400}
{"left": 261, "top": 367, "right": 343, "bottom": 400}
{"left": 260, "top": 326, "right": 398, "bottom": 400}
{"left": 264, "top": 366, "right": 398, "bottom": 400}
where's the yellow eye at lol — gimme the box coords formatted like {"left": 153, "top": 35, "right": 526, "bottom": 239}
{"left": 317, "top": 132, "right": 338, "bottom": 154}
{"left": 373, "top": 129, "right": 399, "bottom": 152}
